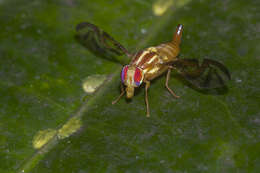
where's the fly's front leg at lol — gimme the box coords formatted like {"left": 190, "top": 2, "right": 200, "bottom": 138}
{"left": 145, "top": 80, "right": 151, "bottom": 117}
{"left": 166, "top": 66, "right": 180, "bottom": 98}
{"left": 112, "top": 83, "right": 125, "bottom": 104}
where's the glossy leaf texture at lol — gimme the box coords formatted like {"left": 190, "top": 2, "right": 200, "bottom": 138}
{"left": 0, "top": 0, "right": 259, "bottom": 173}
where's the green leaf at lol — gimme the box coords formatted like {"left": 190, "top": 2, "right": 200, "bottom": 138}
{"left": 0, "top": 0, "right": 259, "bottom": 172}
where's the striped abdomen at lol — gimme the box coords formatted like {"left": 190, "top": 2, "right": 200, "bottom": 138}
{"left": 130, "top": 42, "right": 179, "bottom": 80}
{"left": 155, "top": 42, "right": 180, "bottom": 62}
{"left": 130, "top": 24, "right": 182, "bottom": 80}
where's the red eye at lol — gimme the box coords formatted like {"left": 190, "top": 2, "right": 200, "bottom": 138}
{"left": 121, "top": 65, "right": 128, "bottom": 83}
{"left": 134, "top": 68, "right": 142, "bottom": 86}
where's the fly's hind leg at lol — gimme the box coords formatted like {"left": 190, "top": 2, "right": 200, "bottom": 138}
{"left": 165, "top": 66, "right": 180, "bottom": 98}
{"left": 112, "top": 83, "right": 125, "bottom": 104}
{"left": 145, "top": 80, "right": 151, "bottom": 117}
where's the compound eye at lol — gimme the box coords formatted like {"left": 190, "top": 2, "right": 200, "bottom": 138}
{"left": 134, "top": 67, "right": 143, "bottom": 86}
{"left": 121, "top": 65, "right": 128, "bottom": 83}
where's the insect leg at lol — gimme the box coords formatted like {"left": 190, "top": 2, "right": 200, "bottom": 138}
{"left": 112, "top": 83, "right": 125, "bottom": 104}
{"left": 145, "top": 80, "right": 151, "bottom": 117}
{"left": 165, "top": 67, "right": 180, "bottom": 98}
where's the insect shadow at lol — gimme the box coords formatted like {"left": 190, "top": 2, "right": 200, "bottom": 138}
{"left": 172, "top": 73, "right": 229, "bottom": 95}
{"left": 74, "top": 22, "right": 128, "bottom": 64}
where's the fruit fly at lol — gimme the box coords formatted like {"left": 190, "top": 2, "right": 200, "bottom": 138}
{"left": 76, "top": 22, "right": 231, "bottom": 117}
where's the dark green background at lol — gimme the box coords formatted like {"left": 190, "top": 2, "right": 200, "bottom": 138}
{"left": 0, "top": 0, "right": 259, "bottom": 172}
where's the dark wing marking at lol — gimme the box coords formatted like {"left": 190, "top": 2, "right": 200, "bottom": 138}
{"left": 75, "top": 22, "right": 131, "bottom": 63}
{"left": 172, "top": 58, "right": 231, "bottom": 89}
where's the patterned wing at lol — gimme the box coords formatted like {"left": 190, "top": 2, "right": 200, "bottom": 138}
{"left": 172, "top": 58, "right": 231, "bottom": 89}
{"left": 75, "top": 22, "right": 131, "bottom": 63}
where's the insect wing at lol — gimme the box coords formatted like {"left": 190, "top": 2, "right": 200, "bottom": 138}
{"left": 173, "top": 58, "right": 231, "bottom": 89}
{"left": 75, "top": 22, "right": 130, "bottom": 63}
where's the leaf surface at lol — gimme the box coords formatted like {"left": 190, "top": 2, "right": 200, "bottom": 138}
{"left": 0, "top": 0, "right": 259, "bottom": 172}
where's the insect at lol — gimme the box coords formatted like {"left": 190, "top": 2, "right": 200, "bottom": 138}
{"left": 75, "top": 22, "right": 231, "bottom": 117}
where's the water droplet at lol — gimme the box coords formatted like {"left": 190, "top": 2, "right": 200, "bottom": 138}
{"left": 32, "top": 129, "right": 57, "bottom": 149}
{"left": 141, "top": 28, "right": 147, "bottom": 34}
{"left": 82, "top": 74, "right": 107, "bottom": 93}
{"left": 160, "top": 160, "right": 165, "bottom": 163}
{"left": 153, "top": 0, "right": 173, "bottom": 16}
{"left": 236, "top": 78, "right": 242, "bottom": 83}
{"left": 58, "top": 117, "right": 82, "bottom": 139}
